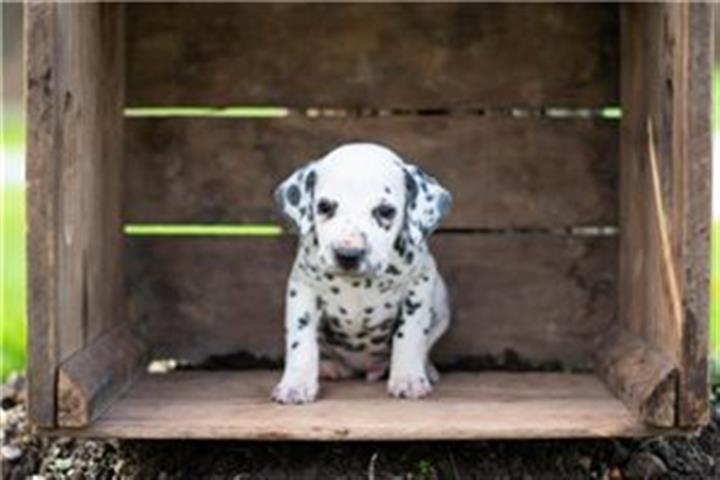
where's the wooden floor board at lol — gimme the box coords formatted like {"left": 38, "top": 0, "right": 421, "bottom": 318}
{"left": 58, "top": 371, "right": 655, "bottom": 439}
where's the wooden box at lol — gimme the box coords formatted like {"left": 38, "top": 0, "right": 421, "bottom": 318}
{"left": 26, "top": 3, "right": 713, "bottom": 439}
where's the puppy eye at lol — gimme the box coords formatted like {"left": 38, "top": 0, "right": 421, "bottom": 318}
{"left": 373, "top": 204, "right": 396, "bottom": 221}
{"left": 317, "top": 198, "right": 337, "bottom": 216}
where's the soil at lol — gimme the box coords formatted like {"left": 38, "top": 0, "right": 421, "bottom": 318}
{"left": 2, "top": 373, "right": 718, "bottom": 480}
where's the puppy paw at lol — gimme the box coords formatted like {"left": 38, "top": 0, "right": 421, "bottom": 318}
{"left": 387, "top": 374, "right": 433, "bottom": 399}
{"left": 271, "top": 380, "right": 319, "bottom": 404}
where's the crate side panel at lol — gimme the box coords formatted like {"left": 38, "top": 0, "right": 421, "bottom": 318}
{"left": 124, "top": 117, "right": 618, "bottom": 228}
{"left": 126, "top": 3, "right": 618, "bottom": 107}
{"left": 619, "top": 4, "right": 711, "bottom": 426}
{"left": 25, "top": 3, "right": 126, "bottom": 426}
{"left": 55, "top": 4, "right": 126, "bottom": 356}
{"left": 26, "top": 2, "right": 59, "bottom": 427}
{"left": 678, "top": 4, "right": 712, "bottom": 426}
{"left": 127, "top": 235, "right": 616, "bottom": 369}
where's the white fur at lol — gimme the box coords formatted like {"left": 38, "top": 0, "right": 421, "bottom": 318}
{"left": 271, "top": 143, "right": 451, "bottom": 404}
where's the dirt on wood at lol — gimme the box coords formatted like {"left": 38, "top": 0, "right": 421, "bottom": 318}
{"left": 2, "top": 373, "right": 718, "bottom": 479}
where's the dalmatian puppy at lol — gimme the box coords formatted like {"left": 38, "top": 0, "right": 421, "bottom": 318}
{"left": 271, "top": 143, "right": 452, "bottom": 404}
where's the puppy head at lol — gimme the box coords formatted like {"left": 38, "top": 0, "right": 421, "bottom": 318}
{"left": 275, "top": 143, "right": 451, "bottom": 276}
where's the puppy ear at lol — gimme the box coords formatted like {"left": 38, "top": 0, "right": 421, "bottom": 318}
{"left": 274, "top": 162, "right": 318, "bottom": 236}
{"left": 402, "top": 164, "right": 452, "bottom": 244}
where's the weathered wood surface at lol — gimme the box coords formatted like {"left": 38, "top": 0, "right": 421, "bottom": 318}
{"left": 594, "top": 328, "right": 678, "bottom": 427}
{"left": 57, "top": 324, "right": 148, "bottom": 428}
{"left": 125, "top": 116, "right": 618, "bottom": 228}
{"left": 618, "top": 4, "right": 711, "bottom": 427}
{"left": 26, "top": 2, "right": 59, "bottom": 427}
{"left": 60, "top": 371, "right": 653, "bottom": 439}
{"left": 126, "top": 3, "right": 618, "bottom": 107}
{"left": 25, "top": 3, "right": 125, "bottom": 427}
{"left": 127, "top": 235, "right": 616, "bottom": 369}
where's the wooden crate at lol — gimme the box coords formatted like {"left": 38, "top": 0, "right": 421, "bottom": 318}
{"left": 26, "top": 3, "right": 712, "bottom": 439}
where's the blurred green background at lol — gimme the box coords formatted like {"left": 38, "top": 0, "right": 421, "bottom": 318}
{"left": 2, "top": 5, "right": 720, "bottom": 385}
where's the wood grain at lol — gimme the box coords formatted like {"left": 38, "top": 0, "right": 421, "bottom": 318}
{"left": 124, "top": 116, "right": 618, "bottom": 228}
{"left": 25, "top": 3, "right": 125, "bottom": 427}
{"left": 618, "top": 4, "right": 711, "bottom": 428}
{"left": 57, "top": 324, "right": 148, "bottom": 427}
{"left": 126, "top": 235, "right": 616, "bottom": 370}
{"left": 56, "top": 371, "right": 654, "bottom": 439}
{"left": 594, "top": 328, "right": 677, "bottom": 427}
{"left": 26, "top": 2, "right": 59, "bottom": 427}
{"left": 126, "top": 3, "right": 618, "bottom": 107}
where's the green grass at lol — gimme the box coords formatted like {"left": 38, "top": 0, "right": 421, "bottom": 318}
{"left": 124, "top": 224, "right": 283, "bottom": 236}
{"left": 124, "top": 106, "right": 288, "bottom": 118}
{"left": 1, "top": 108, "right": 27, "bottom": 381}
{"left": 710, "top": 66, "right": 720, "bottom": 386}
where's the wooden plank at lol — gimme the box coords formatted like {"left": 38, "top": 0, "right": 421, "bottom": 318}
{"left": 26, "top": 2, "right": 60, "bottom": 427}
{"left": 126, "top": 3, "right": 618, "bottom": 107}
{"left": 677, "top": 3, "right": 712, "bottom": 428}
{"left": 594, "top": 327, "right": 677, "bottom": 427}
{"left": 57, "top": 324, "right": 148, "bottom": 427}
{"left": 126, "top": 235, "right": 616, "bottom": 369}
{"left": 618, "top": 4, "right": 711, "bottom": 428}
{"left": 25, "top": 3, "right": 126, "bottom": 427}
{"left": 124, "top": 116, "right": 618, "bottom": 228}
{"left": 57, "top": 371, "right": 654, "bottom": 439}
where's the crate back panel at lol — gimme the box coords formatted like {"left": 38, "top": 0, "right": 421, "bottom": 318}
{"left": 124, "top": 116, "right": 618, "bottom": 228}
{"left": 125, "top": 3, "right": 619, "bottom": 107}
{"left": 127, "top": 235, "right": 615, "bottom": 366}
{"left": 124, "top": 3, "right": 620, "bottom": 368}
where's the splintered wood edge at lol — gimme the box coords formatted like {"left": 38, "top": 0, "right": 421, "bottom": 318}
{"left": 594, "top": 327, "right": 678, "bottom": 427}
{"left": 57, "top": 324, "right": 148, "bottom": 427}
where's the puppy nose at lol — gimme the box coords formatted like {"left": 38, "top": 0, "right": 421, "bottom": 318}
{"left": 334, "top": 247, "right": 366, "bottom": 270}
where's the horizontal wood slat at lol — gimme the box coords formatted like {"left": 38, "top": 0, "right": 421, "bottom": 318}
{"left": 125, "top": 116, "right": 618, "bottom": 228}
{"left": 126, "top": 3, "right": 618, "bottom": 107}
{"left": 126, "top": 235, "right": 616, "bottom": 369}
{"left": 62, "top": 371, "right": 653, "bottom": 439}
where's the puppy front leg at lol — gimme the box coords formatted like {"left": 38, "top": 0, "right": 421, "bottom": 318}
{"left": 271, "top": 280, "right": 320, "bottom": 404}
{"left": 387, "top": 285, "right": 435, "bottom": 399}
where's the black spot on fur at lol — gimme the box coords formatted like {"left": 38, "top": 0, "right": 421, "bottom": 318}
{"left": 286, "top": 185, "right": 301, "bottom": 206}
{"left": 422, "top": 275, "right": 430, "bottom": 282}
{"left": 331, "top": 286, "right": 340, "bottom": 295}
{"left": 385, "top": 302, "right": 394, "bottom": 310}
{"left": 386, "top": 264, "right": 401, "bottom": 276}
{"left": 289, "top": 289, "right": 297, "bottom": 297}
{"left": 298, "top": 314, "right": 309, "bottom": 329}
{"left": 352, "top": 281, "right": 361, "bottom": 288}
{"left": 339, "top": 307, "right": 347, "bottom": 315}
{"left": 305, "top": 170, "right": 316, "bottom": 192}
{"left": 405, "top": 251, "right": 414, "bottom": 264}
{"left": 364, "top": 307, "right": 374, "bottom": 314}
{"left": 365, "top": 278, "right": 373, "bottom": 289}
{"left": 396, "top": 331, "right": 404, "bottom": 339}
{"left": 405, "top": 298, "right": 422, "bottom": 316}
{"left": 385, "top": 186, "right": 392, "bottom": 194}
{"left": 324, "top": 273, "right": 334, "bottom": 281}
{"left": 423, "top": 328, "right": 430, "bottom": 335}
{"left": 316, "top": 296, "right": 326, "bottom": 310}
{"left": 291, "top": 341, "right": 299, "bottom": 349}
{"left": 370, "top": 335, "right": 388, "bottom": 345}
{"left": 393, "top": 235, "right": 407, "bottom": 257}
